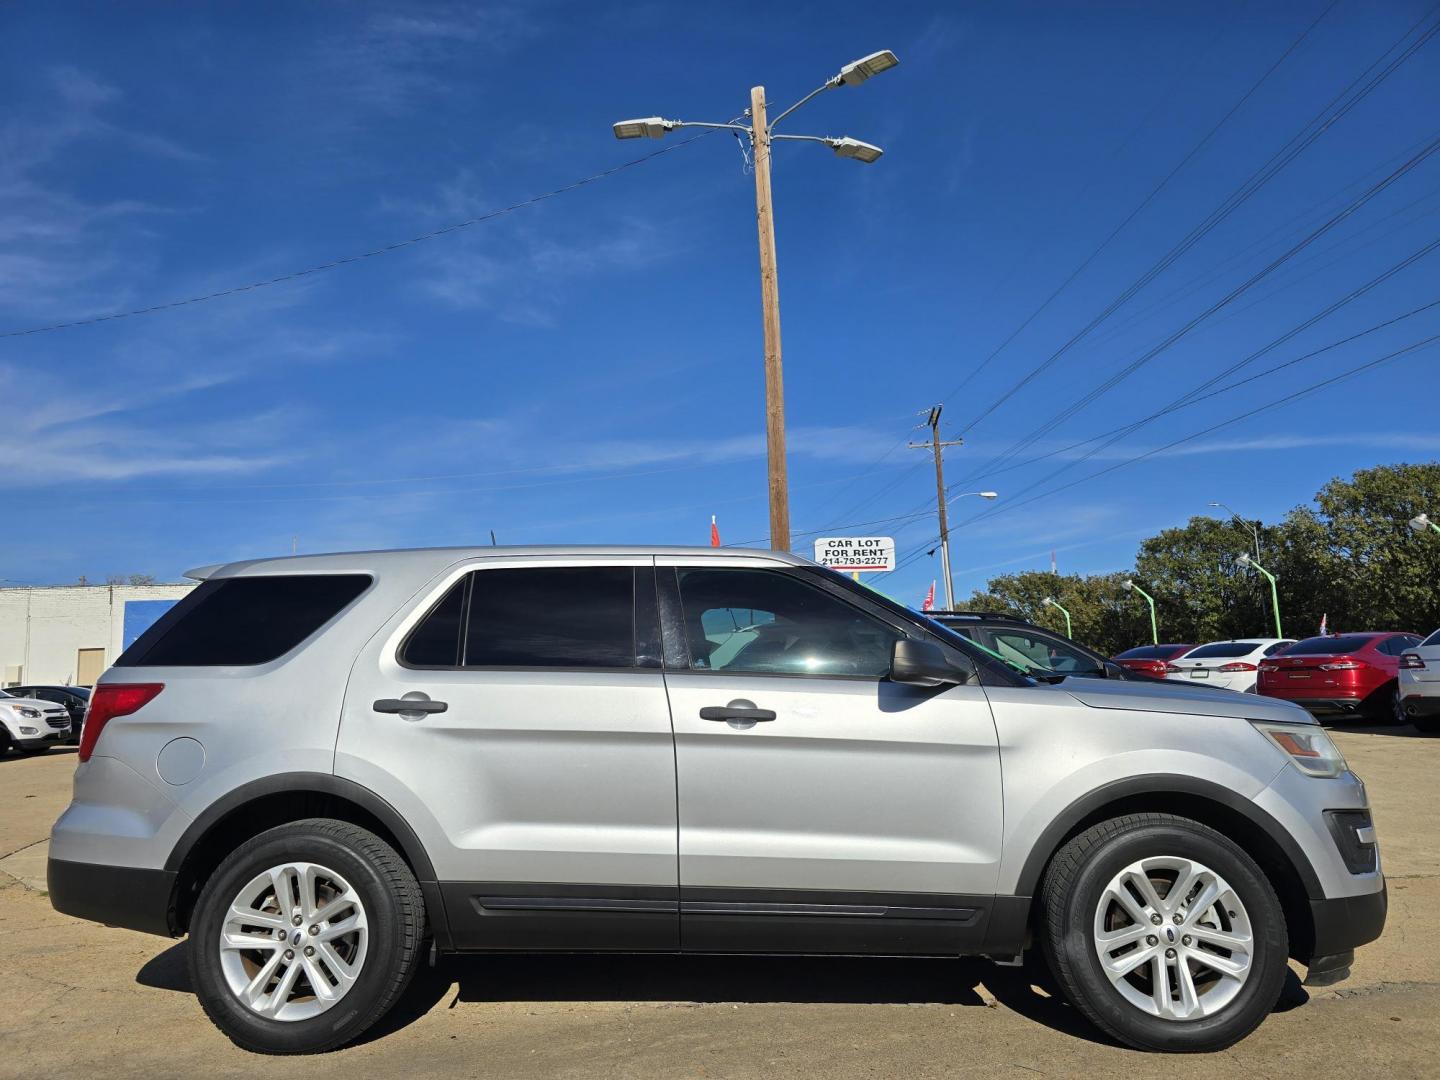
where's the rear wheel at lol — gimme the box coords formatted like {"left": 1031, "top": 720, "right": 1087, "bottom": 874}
{"left": 1040, "top": 813, "right": 1288, "bottom": 1052}
{"left": 1415, "top": 712, "right": 1440, "bottom": 734}
{"left": 188, "top": 819, "right": 425, "bottom": 1054}
{"left": 1364, "top": 681, "right": 1404, "bottom": 725}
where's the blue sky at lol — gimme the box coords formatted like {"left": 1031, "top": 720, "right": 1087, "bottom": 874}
{"left": 1, "top": 0, "right": 1437, "bottom": 604}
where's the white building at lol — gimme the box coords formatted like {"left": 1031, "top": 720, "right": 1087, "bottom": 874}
{"left": 0, "top": 583, "right": 197, "bottom": 687}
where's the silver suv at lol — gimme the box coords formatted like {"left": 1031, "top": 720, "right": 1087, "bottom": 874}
{"left": 49, "top": 546, "right": 1385, "bottom": 1054}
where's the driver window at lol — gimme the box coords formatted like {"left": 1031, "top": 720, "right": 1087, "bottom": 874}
{"left": 676, "top": 568, "right": 900, "bottom": 677}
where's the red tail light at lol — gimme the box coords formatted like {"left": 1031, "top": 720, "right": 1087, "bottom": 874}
{"left": 1319, "top": 658, "right": 1363, "bottom": 671}
{"left": 78, "top": 683, "right": 164, "bottom": 763}
{"left": 1259, "top": 661, "right": 1279, "bottom": 672}
{"left": 1401, "top": 653, "right": 1426, "bottom": 670}
{"left": 1164, "top": 663, "right": 1184, "bottom": 674}
{"left": 1218, "top": 662, "right": 1258, "bottom": 672}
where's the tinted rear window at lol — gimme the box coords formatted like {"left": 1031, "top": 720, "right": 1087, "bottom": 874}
{"left": 463, "top": 567, "right": 635, "bottom": 668}
{"left": 1424, "top": 628, "right": 1440, "bottom": 647}
{"left": 1115, "top": 645, "right": 1184, "bottom": 660}
{"left": 116, "top": 575, "right": 370, "bottom": 667}
{"left": 1185, "top": 642, "right": 1264, "bottom": 659}
{"left": 1280, "top": 634, "right": 1377, "bottom": 655}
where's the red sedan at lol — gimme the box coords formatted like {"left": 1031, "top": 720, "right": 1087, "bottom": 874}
{"left": 1257, "top": 632, "right": 1422, "bottom": 723}
{"left": 1111, "top": 644, "right": 1194, "bottom": 679}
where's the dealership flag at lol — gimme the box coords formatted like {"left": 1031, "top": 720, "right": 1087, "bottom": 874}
{"left": 921, "top": 581, "right": 936, "bottom": 612}
{"left": 710, "top": 515, "right": 721, "bottom": 547}
{"left": 1319, "top": 613, "right": 1328, "bottom": 636}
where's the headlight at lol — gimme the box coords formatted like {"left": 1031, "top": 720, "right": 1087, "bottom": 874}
{"left": 15, "top": 706, "right": 40, "bottom": 719}
{"left": 1251, "top": 720, "right": 1348, "bottom": 778}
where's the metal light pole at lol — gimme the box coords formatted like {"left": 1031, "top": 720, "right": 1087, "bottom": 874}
{"left": 1208, "top": 500, "right": 1261, "bottom": 559}
{"left": 1122, "top": 579, "right": 1159, "bottom": 645}
{"left": 1410, "top": 512, "right": 1440, "bottom": 536}
{"left": 1042, "top": 596, "right": 1073, "bottom": 638}
{"left": 1236, "top": 552, "right": 1283, "bottom": 639}
{"left": 613, "top": 50, "right": 898, "bottom": 551}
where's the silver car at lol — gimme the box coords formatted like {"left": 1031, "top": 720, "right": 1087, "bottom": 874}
{"left": 48, "top": 546, "right": 1385, "bottom": 1054}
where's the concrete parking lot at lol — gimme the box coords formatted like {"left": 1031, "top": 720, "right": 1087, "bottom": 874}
{"left": 2, "top": 727, "right": 1437, "bottom": 1080}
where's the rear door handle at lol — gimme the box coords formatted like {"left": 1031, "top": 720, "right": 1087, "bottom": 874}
{"left": 699, "top": 699, "right": 776, "bottom": 723}
{"left": 374, "top": 696, "right": 448, "bottom": 715}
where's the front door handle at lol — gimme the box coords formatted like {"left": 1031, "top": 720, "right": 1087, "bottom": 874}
{"left": 374, "top": 695, "right": 448, "bottom": 715}
{"left": 699, "top": 699, "right": 776, "bottom": 723}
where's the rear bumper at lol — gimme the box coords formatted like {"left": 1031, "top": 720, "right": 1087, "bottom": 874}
{"left": 1269, "top": 696, "right": 1367, "bottom": 717}
{"left": 47, "top": 857, "right": 177, "bottom": 937}
{"left": 1398, "top": 693, "right": 1440, "bottom": 718}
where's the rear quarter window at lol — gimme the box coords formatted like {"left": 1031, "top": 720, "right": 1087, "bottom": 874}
{"left": 115, "top": 575, "right": 371, "bottom": 667}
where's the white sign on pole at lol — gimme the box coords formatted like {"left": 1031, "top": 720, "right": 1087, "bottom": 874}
{"left": 813, "top": 536, "right": 896, "bottom": 573}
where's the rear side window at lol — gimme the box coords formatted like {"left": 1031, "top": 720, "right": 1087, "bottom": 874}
{"left": 1185, "top": 642, "right": 1262, "bottom": 659}
{"left": 116, "top": 575, "right": 371, "bottom": 667}
{"left": 1281, "top": 634, "right": 1377, "bottom": 655}
{"left": 464, "top": 567, "right": 635, "bottom": 669}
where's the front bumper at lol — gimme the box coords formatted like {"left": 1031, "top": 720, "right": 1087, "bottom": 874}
{"left": 47, "top": 858, "right": 177, "bottom": 937}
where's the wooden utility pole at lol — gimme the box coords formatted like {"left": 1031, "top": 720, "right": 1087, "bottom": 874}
{"left": 910, "top": 405, "right": 963, "bottom": 610}
{"left": 750, "top": 86, "right": 790, "bottom": 551}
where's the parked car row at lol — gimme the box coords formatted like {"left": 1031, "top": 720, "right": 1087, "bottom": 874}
{"left": 933, "top": 610, "right": 1437, "bottom": 736}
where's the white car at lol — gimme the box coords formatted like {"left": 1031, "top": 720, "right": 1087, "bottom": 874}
{"left": 1164, "top": 638, "right": 1296, "bottom": 693}
{"left": 0, "top": 689, "right": 72, "bottom": 755}
{"left": 1399, "top": 628, "right": 1440, "bottom": 733}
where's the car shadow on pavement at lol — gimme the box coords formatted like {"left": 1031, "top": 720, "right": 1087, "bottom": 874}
{"left": 0, "top": 747, "right": 77, "bottom": 764}
{"left": 1330, "top": 722, "right": 1437, "bottom": 738}
{"left": 136, "top": 941, "right": 1308, "bottom": 1050}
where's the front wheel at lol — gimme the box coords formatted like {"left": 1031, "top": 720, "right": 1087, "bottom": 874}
{"left": 1039, "top": 813, "right": 1288, "bottom": 1052}
{"left": 187, "top": 819, "right": 425, "bottom": 1054}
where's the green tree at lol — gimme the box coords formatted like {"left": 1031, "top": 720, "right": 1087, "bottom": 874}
{"left": 961, "top": 570, "right": 1147, "bottom": 655}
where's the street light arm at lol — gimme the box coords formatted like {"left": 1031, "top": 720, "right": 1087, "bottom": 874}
{"left": 672, "top": 120, "right": 753, "bottom": 133}
{"left": 767, "top": 79, "right": 839, "bottom": 131}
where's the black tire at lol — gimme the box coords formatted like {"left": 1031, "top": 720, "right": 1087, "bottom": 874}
{"left": 187, "top": 818, "right": 426, "bottom": 1054}
{"left": 1039, "top": 813, "right": 1288, "bottom": 1053}
{"left": 13, "top": 745, "right": 50, "bottom": 756}
{"left": 1414, "top": 713, "right": 1440, "bottom": 734}
{"left": 1363, "top": 681, "right": 1403, "bottom": 725}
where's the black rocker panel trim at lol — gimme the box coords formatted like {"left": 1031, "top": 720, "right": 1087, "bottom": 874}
{"left": 442, "top": 882, "right": 680, "bottom": 951}
{"left": 678, "top": 886, "right": 990, "bottom": 955}
{"left": 440, "top": 883, "right": 1006, "bottom": 956}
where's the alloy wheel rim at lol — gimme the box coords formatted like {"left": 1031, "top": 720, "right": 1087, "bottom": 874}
{"left": 1092, "top": 855, "right": 1253, "bottom": 1021}
{"left": 218, "top": 861, "right": 369, "bottom": 1022}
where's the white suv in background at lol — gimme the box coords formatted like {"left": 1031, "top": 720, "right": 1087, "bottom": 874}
{"left": 1399, "top": 628, "right": 1440, "bottom": 733}
{"left": 0, "top": 689, "right": 72, "bottom": 754}
{"left": 1164, "top": 639, "right": 1296, "bottom": 693}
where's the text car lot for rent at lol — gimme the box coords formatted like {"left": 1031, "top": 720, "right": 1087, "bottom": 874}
{"left": 50, "top": 546, "right": 1383, "bottom": 1054}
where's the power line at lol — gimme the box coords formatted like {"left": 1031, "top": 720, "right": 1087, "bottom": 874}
{"left": 0, "top": 133, "right": 717, "bottom": 339}
{"left": 953, "top": 332, "right": 1440, "bottom": 533}
{"left": 951, "top": 6, "right": 1440, "bottom": 441}
{"left": 953, "top": 292, "right": 1440, "bottom": 487}
{"left": 940, "top": 0, "right": 1342, "bottom": 406}
{"left": 956, "top": 130, "right": 1440, "bottom": 486}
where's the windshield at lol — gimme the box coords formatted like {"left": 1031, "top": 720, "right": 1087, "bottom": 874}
{"left": 1115, "top": 645, "right": 1184, "bottom": 660}
{"left": 1281, "top": 634, "right": 1378, "bottom": 655}
{"left": 1184, "top": 642, "right": 1264, "bottom": 659}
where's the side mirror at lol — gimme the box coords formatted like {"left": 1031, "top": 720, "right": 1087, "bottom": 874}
{"left": 890, "top": 638, "right": 968, "bottom": 687}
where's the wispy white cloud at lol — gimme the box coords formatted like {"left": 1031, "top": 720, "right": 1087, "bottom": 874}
{"left": 1077, "top": 431, "right": 1440, "bottom": 462}
{"left": 0, "top": 66, "right": 201, "bottom": 318}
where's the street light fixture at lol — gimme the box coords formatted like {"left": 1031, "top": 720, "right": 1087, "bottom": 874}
{"left": 1042, "top": 596, "right": 1073, "bottom": 638}
{"left": 1122, "top": 579, "right": 1158, "bottom": 645}
{"left": 1409, "top": 512, "right": 1440, "bottom": 535}
{"left": 613, "top": 50, "right": 898, "bottom": 551}
{"left": 1208, "top": 500, "right": 1261, "bottom": 560}
{"left": 1236, "top": 552, "right": 1284, "bottom": 639}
